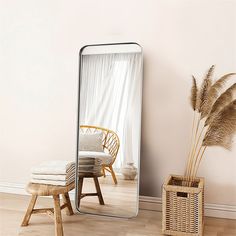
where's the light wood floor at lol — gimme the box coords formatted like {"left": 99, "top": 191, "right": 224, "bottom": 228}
{"left": 0, "top": 193, "right": 236, "bottom": 236}
{"left": 78, "top": 176, "right": 138, "bottom": 217}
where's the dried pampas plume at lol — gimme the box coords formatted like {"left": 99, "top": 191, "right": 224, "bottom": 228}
{"left": 190, "top": 76, "right": 198, "bottom": 111}
{"left": 202, "top": 73, "right": 236, "bottom": 119}
{"left": 205, "top": 83, "right": 236, "bottom": 126}
{"left": 197, "top": 65, "right": 214, "bottom": 118}
{"left": 203, "top": 100, "right": 236, "bottom": 150}
{"left": 185, "top": 67, "right": 236, "bottom": 180}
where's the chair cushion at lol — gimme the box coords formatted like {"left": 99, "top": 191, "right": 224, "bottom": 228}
{"left": 79, "top": 131, "right": 103, "bottom": 152}
{"left": 79, "top": 151, "right": 113, "bottom": 165}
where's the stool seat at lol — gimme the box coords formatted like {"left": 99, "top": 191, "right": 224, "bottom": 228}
{"left": 21, "top": 182, "right": 75, "bottom": 236}
{"left": 26, "top": 182, "right": 75, "bottom": 196}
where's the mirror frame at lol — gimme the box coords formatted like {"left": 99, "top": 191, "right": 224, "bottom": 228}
{"left": 75, "top": 42, "right": 143, "bottom": 218}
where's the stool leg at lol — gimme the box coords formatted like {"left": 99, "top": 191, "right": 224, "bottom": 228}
{"left": 93, "top": 177, "right": 104, "bottom": 205}
{"left": 62, "top": 193, "right": 73, "bottom": 216}
{"left": 21, "top": 195, "right": 37, "bottom": 226}
{"left": 77, "top": 177, "right": 84, "bottom": 209}
{"left": 53, "top": 194, "right": 63, "bottom": 236}
{"left": 102, "top": 167, "right": 106, "bottom": 177}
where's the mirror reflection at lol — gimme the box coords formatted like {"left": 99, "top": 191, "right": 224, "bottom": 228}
{"left": 76, "top": 43, "right": 143, "bottom": 217}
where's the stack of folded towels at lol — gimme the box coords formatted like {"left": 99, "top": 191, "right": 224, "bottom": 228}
{"left": 31, "top": 160, "right": 75, "bottom": 186}
{"left": 78, "top": 157, "right": 102, "bottom": 175}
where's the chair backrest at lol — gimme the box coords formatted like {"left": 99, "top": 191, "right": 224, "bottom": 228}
{"left": 79, "top": 125, "right": 120, "bottom": 165}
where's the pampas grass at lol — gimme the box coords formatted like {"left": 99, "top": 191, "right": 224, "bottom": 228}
{"left": 203, "top": 100, "right": 236, "bottom": 149}
{"left": 185, "top": 67, "right": 236, "bottom": 183}
{"left": 187, "top": 66, "right": 214, "bottom": 180}
{"left": 185, "top": 76, "right": 198, "bottom": 177}
{"left": 197, "top": 65, "right": 214, "bottom": 118}
{"left": 202, "top": 73, "right": 235, "bottom": 119}
{"left": 205, "top": 83, "right": 236, "bottom": 126}
{"left": 190, "top": 76, "right": 198, "bottom": 111}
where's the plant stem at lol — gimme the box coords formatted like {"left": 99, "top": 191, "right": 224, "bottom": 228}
{"left": 189, "top": 147, "right": 199, "bottom": 183}
{"left": 190, "top": 125, "right": 207, "bottom": 176}
{"left": 186, "top": 114, "right": 201, "bottom": 179}
{"left": 192, "top": 146, "right": 207, "bottom": 178}
{"left": 185, "top": 111, "right": 196, "bottom": 176}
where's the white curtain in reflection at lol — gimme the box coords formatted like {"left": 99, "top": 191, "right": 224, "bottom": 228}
{"left": 80, "top": 53, "right": 142, "bottom": 170}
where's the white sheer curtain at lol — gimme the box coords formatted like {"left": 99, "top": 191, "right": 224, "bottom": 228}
{"left": 79, "top": 52, "right": 142, "bottom": 171}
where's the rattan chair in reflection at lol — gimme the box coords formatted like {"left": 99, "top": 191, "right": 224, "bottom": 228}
{"left": 79, "top": 125, "right": 120, "bottom": 184}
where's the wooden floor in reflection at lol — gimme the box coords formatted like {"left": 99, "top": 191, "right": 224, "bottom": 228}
{"left": 78, "top": 175, "right": 138, "bottom": 217}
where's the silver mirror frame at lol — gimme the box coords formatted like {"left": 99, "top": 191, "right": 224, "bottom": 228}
{"left": 75, "top": 42, "right": 143, "bottom": 218}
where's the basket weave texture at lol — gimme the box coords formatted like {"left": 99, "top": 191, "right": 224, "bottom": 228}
{"left": 162, "top": 175, "right": 204, "bottom": 236}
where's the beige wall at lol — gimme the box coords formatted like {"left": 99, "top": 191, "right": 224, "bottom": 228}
{"left": 0, "top": 0, "right": 236, "bottom": 205}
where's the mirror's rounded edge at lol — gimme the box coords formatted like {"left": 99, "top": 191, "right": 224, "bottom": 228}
{"left": 80, "top": 42, "right": 142, "bottom": 55}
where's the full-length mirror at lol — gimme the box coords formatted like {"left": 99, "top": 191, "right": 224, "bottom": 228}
{"left": 75, "top": 43, "right": 143, "bottom": 217}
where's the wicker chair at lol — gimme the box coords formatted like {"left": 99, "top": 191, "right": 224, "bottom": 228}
{"left": 79, "top": 125, "right": 120, "bottom": 184}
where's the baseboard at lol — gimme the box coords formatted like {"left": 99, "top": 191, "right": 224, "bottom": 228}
{"left": 0, "top": 182, "right": 27, "bottom": 195}
{"left": 1, "top": 182, "right": 235, "bottom": 219}
{"left": 139, "top": 196, "right": 162, "bottom": 212}
{"left": 139, "top": 196, "right": 236, "bottom": 219}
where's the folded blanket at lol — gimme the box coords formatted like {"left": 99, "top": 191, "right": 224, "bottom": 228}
{"left": 31, "top": 172, "right": 75, "bottom": 181}
{"left": 79, "top": 168, "right": 101, "bottom": 173}
{"left": 79, "top": 160, "right": 101, "bottom": 165}
{"left": 79, "top": 151, "right": 112, "bottom": 165}
{"left": 79, "top": 157, "right": 102, "bottom": 165}
{"left": 30, "top": 177, "right": 75, "bottom": 186}
{"left": 79, "top": 170, "right": 102, "bottom": 174}
{"left": 79, "top": 165, "right": 101, "bottom": 170}
{"left": 31, "top": 160, "right": 75, "bottom": 175}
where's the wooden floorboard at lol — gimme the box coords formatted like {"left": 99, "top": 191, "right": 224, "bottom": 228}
{"left": 0, "top": 193, "right": 236, "bottom": 236}
{"left": 78, "top": 176, "right": 137, "bottom": 217}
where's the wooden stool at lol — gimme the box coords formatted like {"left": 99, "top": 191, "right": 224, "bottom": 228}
{"left": 77, "top": 172, "right": 104, "bottom": 208}
{"left": 21, "top": 182, "right": 75, "bottom": 236}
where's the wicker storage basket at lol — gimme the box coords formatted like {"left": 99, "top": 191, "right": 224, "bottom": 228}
{"left": 162, "top": 175, "right": 204, "bottom": 236}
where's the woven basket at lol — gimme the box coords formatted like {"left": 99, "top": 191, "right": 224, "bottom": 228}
{"left": 162, "top": 175, "right": 204, "bottom": 236}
